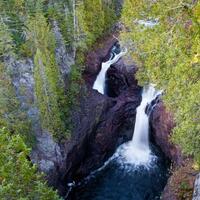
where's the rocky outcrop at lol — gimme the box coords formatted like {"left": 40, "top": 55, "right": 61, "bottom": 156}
{"left": 71, "top": 86, "right": 140, "bottom": 180}
{"left": 193, "top": 172, "right": 200, "bottom": 200}
{"left": 52, "top": 20, "right": 74, "bottom": 89}
{"left": 150, "top": 102, "right": 183, "bottom": 165}
{"left": 106, "top": 56, "right": 138, "bottom": 97}
{"left": 4, "top": 56, "right": 64, "bottom": 185}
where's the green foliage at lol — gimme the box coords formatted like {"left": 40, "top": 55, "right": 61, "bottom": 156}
{"left": 0, "top": 62, "right": 30, "bottom": 135}
{"left": 0, "top": 21, "right": 15, "bottom": 57}
{"left": 47, "top": 0, "right": 75, "bottom": 49}
{"left": 66, "top": 62, "right": 83, "bottom": 107}
{"left": 0, "top": 0, "right": 46, "bottom": 53}
{"left": 76, "top": 0, "right": 117, "bottom": 48}
{"left": 121, "top": 0, "right": 200, "bottom": 164}
{"left": 0, "top": 128, "right": 62, "bottom": 200}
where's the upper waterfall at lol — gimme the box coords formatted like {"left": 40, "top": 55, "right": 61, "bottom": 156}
{"left": 93, "top": 45, "right": 127, "bottom": 94}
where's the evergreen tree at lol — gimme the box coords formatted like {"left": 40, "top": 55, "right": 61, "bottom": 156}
{"left": 0, "top": 20, "right": 14, "bottom": 57}
{"left": 76, "top": 0, "right": 117, "bottom": 48}
{"left": 26, "top": 13, "right": 70, "bottom": 140}
{"left": 0, "top": 128, "right": 61, "bottom": 200}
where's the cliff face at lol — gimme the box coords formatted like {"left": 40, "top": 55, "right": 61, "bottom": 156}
{"left": 3, "top": 19, "right": 74, "bottom": 187}
{"left": 150, "top": 102, "right": 183, "bottom": 165}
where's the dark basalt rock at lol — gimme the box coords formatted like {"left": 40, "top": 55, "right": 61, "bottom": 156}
{"left": 73, "top": 86, "right": 141, "bottom": 179}
{"left": 106, "top": 57, "right": 138, "bottom": 97}
{"left": 150, "top": 102, "right": 183, "bottom": 165}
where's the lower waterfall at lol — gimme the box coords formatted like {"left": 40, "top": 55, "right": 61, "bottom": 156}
{"left": 115, "top": 84, "right": 163, "bottom": 167}
{"left": 69, "top": 85, "right": 169, "bottom": 200}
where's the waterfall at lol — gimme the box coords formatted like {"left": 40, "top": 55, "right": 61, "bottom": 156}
{"left": 116, "top": 84, "right": 162, "bottom": 167}
{"left": 73, "top": 85, "right": 164, "bottom": 190}
{"left": 70, "top": 85, "right": 169, "bottom": 200}
{"left": 93, "top": 47, "right": 127, "bottom": 94}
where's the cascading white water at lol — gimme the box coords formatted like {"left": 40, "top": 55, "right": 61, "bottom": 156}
{"left": 93, "top": 48, "right": 127, "bottom": 94}
{"left": 76, "top": 85, "right": 163, "bottom": 187}
{"left": 115, "top": 84, "right": 163, "bottom": 167}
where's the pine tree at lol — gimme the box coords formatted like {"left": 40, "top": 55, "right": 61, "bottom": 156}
{"left": 0, "top": 128, "right": 62, "bottom": 200}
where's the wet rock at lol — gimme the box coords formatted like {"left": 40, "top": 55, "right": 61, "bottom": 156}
{"left": 75, "top": 86, "right": 141, "bottom": 179}
{"left": 150, "top": 102, "right": 183, "bottom": 165}
{"left": 55, "top": 35, "right": 142, "bottom": 195}
{"left": 58, "top": 84, "right": 141, "bottom": 194}
{"left": 83, "top": 35, "right": 118, "bottom": 85}
{"left": 106, "top": 57, "right": 138, "bottom": 97}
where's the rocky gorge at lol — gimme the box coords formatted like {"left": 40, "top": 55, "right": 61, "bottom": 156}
{"left": 62, "top": 33, "right": 200, "bottom": 199}
{"left": 1, "top": 1, "right": 199, "bottom": 200}
{"left": 8, "top": 27, "right": 199, "bottom": 199}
